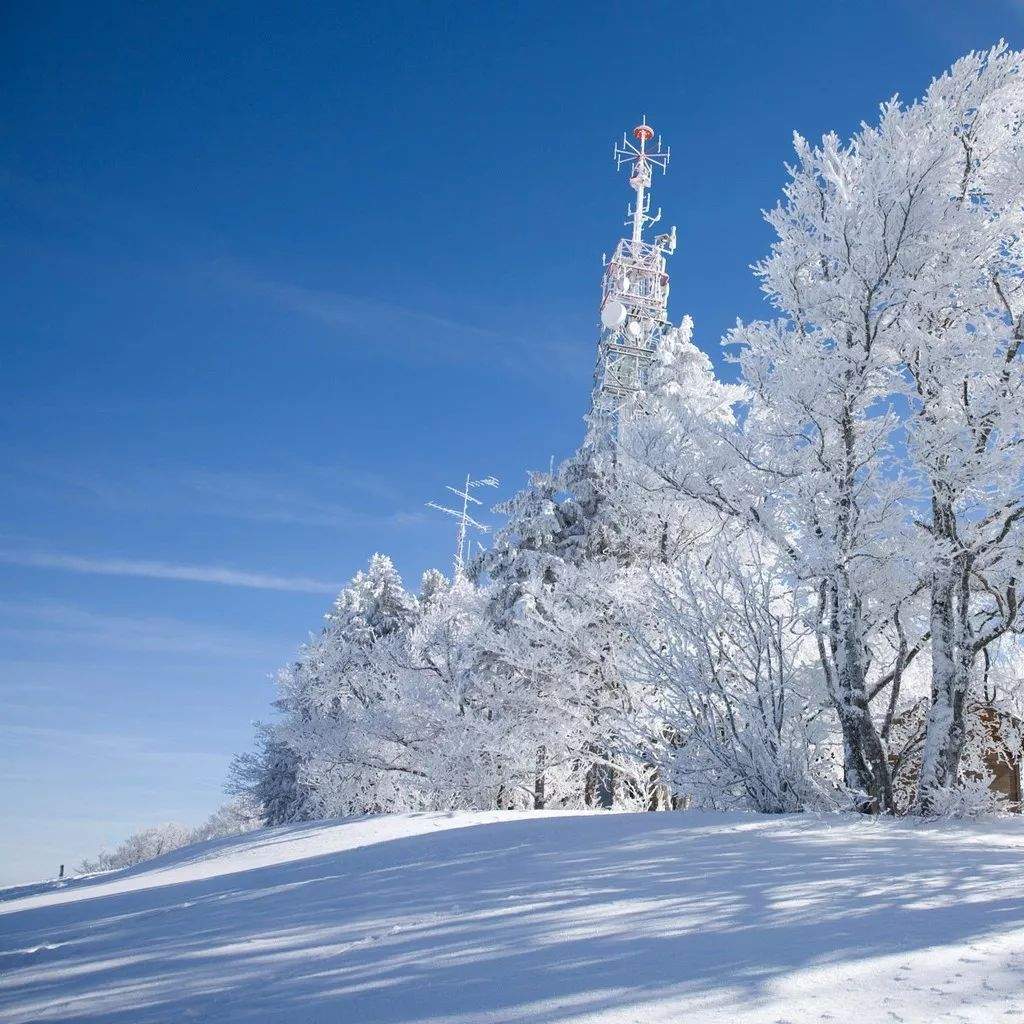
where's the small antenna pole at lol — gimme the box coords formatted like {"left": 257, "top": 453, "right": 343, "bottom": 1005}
{"left": 427, "top": 474, "right": 499, "bottom": 578}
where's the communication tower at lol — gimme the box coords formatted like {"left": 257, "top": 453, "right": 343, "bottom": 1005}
{"left": 589, "top": 116, "right": 676, "bottom": 436}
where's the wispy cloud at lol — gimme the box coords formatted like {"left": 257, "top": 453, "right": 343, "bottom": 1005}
{"left": 0, "top": 722, "right": 229, "bottom": 769}
{"left": 239, "top": 275, "right": 494, "bottom": 338}
{"left": 204, "top": 260, "right": 586, "bottom": 379}
{"left": 207, "top": 261, "right": 497, "bottom": 361}
{"left": 0, "top": 549, "right": 339, "bottom": 594}
{"left": 181, "top": 468, "right": 427, "bottom": 529}
{"left": 0, "top": 456, "right": 427, "bottom": 531}
{"left": 0, "top": 601, "right": 289, "bottom": 659}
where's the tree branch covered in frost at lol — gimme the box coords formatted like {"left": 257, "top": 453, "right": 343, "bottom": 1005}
{"left": 629, "top": 542, "right": 839, "bottom": 812}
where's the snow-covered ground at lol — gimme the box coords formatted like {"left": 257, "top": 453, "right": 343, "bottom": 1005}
{"left": 2, "top": 810, "right": 1024, "bottom": 1023}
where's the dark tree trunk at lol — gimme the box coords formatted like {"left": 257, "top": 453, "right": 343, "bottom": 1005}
{"left": 533, "top": 745, "right": 546, "bottom": 810}
{"left": 824, "top": 578, "right": 894, "bottom": 813}
{"left": 585, "top": 758, "right": 614, "bottom": 808}
{"left": 918, "top": 526, "right": 973, "bottom": 812}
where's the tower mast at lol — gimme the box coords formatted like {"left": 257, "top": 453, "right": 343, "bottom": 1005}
{"left": 589, "top": 116, "right": 676, "bottom": 438}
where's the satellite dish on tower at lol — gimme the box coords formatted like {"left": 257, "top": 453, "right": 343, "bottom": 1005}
{"left": 601, "top": 300, "right": 626, "bottom": 329}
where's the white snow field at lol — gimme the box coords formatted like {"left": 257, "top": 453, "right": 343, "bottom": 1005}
{"left": 3, "top": 811, "right": 1024, "bottom": 1023}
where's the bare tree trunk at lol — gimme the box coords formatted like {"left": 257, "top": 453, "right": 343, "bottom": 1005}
{"left": 533, "top": 745, "right": 546, "bottom": 810}
{"left": 918, "top": 535, "right": 972, "bottom": 812}
{"left": 827, "top": 579, "right": 894, "bottom": 813}
{"left": 826, "top": 400, "right": 894, "bottom": 814}
{"left": 644, "top": 763, "right": 664, "bottom": 811}
{"left": 585, "top": 755, "right": 614, "bottom": 808}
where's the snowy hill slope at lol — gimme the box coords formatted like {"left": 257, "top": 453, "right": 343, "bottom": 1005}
{"left": 3, "top": 811, "right": 1024, "bottom": 1023}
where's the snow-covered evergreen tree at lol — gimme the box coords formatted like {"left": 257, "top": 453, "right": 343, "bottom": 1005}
{"left": 228, "top": 729, "right": 322, "bottom": 825}
{"left": 235, "top": 554, "right": 420, "bottom": 820}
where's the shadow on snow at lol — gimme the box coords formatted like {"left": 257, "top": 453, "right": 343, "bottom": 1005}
{"left": 1, "top": 813, "right": 1022, "bottom": 1023}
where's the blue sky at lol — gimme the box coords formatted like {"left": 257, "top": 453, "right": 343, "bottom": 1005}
{"left": 1, "top": 1, "right": 1020, "bottom": 884}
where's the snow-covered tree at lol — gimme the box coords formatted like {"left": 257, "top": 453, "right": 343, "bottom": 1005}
{"left": 470, "top": 316, "right": 739, "bottom": 810}
{"left": 621, "top": 92, "right": 915, "bottom": 811}
{"left": 478, "top": 458, "right": 665, "bottom": 809}
{"left": 417, "top": 567, "right": 450, "bottom": 613}
{"left": 235, "top": 554, "right": 420, "bottom": 820}
{"left": 877, "top": 45, "right": 1024, "bottom": 809}
{"left": 367, "top": 575, "right": 547, "bottom": 808}
{"left": 78, "top": 823, "right": 194, "bottom": 874}
{"left": 228, "top": 729, "right": 322, "bottom": 825}
{"left": 627, "top": 43, "right": 1024, "bottom": 814}
{"left": 630, "top": 539, "right": 838, "bottom": 812}
{"left": 78, "top": 797, "right": 262, "bottom": 874}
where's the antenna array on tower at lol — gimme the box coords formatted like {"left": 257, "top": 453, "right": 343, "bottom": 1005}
{"left": 590, "top": 116, "right": 678, "bottom": 437}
